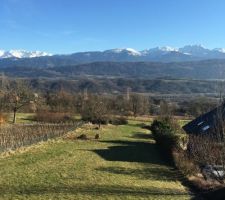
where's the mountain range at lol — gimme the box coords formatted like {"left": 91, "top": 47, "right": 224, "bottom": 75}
{"left": 1, "top": 45, "right": 225, "bottom": 80}
{"left": 2, "top": 45, "right": 225, "bottom": 63}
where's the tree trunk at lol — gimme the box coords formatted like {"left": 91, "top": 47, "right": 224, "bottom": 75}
{"left": 13, "top": 108, "right": 17, "bottom": 124}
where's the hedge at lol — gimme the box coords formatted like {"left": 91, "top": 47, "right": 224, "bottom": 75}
{"left": 150, "top": 118, "right": 180, "bottom": 158}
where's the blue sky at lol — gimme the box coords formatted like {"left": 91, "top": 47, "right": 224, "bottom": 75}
{"left": 1, "top": 0, "right": 225, "bottom": 54}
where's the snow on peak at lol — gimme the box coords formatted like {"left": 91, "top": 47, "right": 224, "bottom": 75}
{"left": 106, "top": 48, "right": 123, "bottom": 53}
{"left": 213, "top": 48, "right": 225, "bottom": 53}
{"left": 158, "top": 46, "right": 178, "bottom": 52}
{"left": 141, "top": 46, "right": 178, "bottom": 56}
{"left": 9, "top": 50, "right": 28, "bottom": 58}
{"left": 0, "top": 49, "right": 52, "bottom": 59}
{"left": 0, "top": 50, "right": 5, "bottom": 57}
{"left": 105, "top": 48, "right": 141, "bottom": 56}
{"left": 27, "top": 51, "right": 51, "bottom": 58}
{"left": 125, "top": 48, "right": 141, "bottom": 56}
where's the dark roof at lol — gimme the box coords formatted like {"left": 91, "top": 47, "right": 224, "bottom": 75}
{"left": 183, "top": 103, "right": 225, "bottom": 137}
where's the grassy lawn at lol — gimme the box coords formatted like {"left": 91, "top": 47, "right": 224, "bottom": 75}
{"left": 7, "top": 113, "right": 35, "bottom": 124}
{"left": 7, "top": 113, "right": 81, "bottom": 124}
{"left": 0, "top": 121, "right": 192, "bottom": 199}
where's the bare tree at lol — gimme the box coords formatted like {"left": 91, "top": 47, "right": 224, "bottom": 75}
{"left": 129, "top": 94, "right": 150, "bottom": 117}
{"left": 6, "top": 81, "right": 38, "bottom": 123}
{"left": 45, "top": 89, "right": 74, "bottom": 112}
{"left": 81, "top": 95, "right": 109, "bottom": 128}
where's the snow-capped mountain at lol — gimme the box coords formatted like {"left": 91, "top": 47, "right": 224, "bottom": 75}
{"left": 71, "top": 45, "right": 225, "bottom": 62}
{"left": 99, "top": 45, "right": 225, "bottom": 60}
{"left": 2, "top": 45, "right": 225, "bottom": 63}
{"left": 0, "top": 49, "right": 52, "bottom": 59}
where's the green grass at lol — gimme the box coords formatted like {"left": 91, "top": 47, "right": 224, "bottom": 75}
{"left": 0, "top": 121, "right": 192, "bottom": 199}
{"left": 7, "top": 113, "right": 35, "bottom": 123}
{"left": 7, "top": 113, "right": 82, "bottom": 124}
{"left": 178, "top": 120, "right": 191, "bottom": 127}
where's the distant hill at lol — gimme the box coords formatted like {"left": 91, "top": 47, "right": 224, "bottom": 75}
{"left": 27, "top": 78, "right": 219, "bottom": 95}
{"left": 1, "top": 59, "right": 225, "bottom": 80}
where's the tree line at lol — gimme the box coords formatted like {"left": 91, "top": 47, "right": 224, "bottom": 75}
{"left": 0, "top": 79, "right": 219, "bottom": 124}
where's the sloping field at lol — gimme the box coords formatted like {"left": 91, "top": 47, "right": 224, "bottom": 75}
{"left": 0, "top": 121, "right": 192, "bottom": 199}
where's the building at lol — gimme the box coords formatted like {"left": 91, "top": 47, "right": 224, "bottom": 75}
{"left": 183, "top": 104, "right": 225, "bottom": 141}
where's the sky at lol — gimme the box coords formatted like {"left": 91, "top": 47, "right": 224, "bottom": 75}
{"left": 1, "top": 0, "right": 225, "bottom": 54}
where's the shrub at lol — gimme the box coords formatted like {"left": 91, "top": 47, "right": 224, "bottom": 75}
{"left": 124, "top": 111, "right": 134, "bottom": 116}
{"left": 173, "top": 149, "right": 200, "bottom": 176}
{"left": 110, "top": 117, "right": 128, "bottom": 125}
{"left": 150, "top": 117, "right": 201, "bottom": 183}
{"left": 77, "top": 134, "right": 88, "bottom": 140}
{"left": 150, "top": 117, "right": 180, "bottom": 159}
{"left": 34, "top": 111, "right": 74, "bottom": 123}
{"left": 82, "top": 115, "right": 109, "bottom": 125}
{"left": 95, "top": 134, "right": 100, "bottom": 139}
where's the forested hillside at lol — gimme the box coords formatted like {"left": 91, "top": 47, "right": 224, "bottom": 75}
{"left": 1, "top": 60, "right": 225, "bottom": 80}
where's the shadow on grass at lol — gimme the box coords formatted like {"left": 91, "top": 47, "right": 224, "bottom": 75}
{"left": 131, "top": 132, "right": 153, "bottom": 139}
{"left": 128, "top": 123, "right": 145, "bottom": 127}
{"left": 93, "top": 140, "right": 169, "bottom": 165}
{"left": 191, "top": 187, "right": 225, "bottom": 200}
{"left": 93, "top": 140, "right": 196, "bottom": 198}
{"left": 128, "top": 123, "right": 151, "bottom": 129}
{"left": 97, "top": 166, "right": 185, "bottom": 182}
{"left": 0, "top": 184, "right": 190, "bottom": 197}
